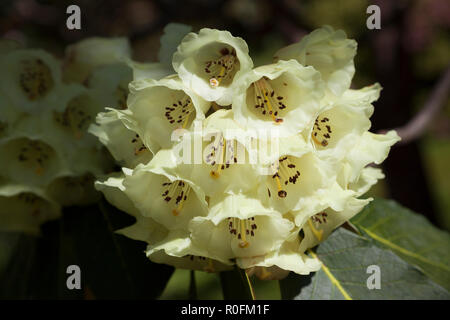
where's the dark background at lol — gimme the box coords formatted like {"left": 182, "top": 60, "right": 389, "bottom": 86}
{"left": 0, "top": 0, "right": 449, "bottom": 300}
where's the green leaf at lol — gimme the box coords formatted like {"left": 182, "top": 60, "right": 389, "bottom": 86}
{"left": 351, "top": 198, "right": 450, "bottom": 291}
{"left": 220, "top": 267, "right": 255, "bottom": 300}
{"left": 295, "top": 228, "right": 449, "bottom": 300}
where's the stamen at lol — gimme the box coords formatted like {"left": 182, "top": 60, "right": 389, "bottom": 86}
{"left": 53, "top": 95, "right": 94, "bottom": 139}
{"left": 270, "top": 156, "right": 300, "bottom": 198}
{"left": 312, "top": 212, "right": 328, "bottom": 224}
{"left": 164, "top": 95, "right": 195, "bottom": 129}
{"left": 208, "top": 136, "right": 238, "bottom": 179}
{"left": 253, "top": 77, "right": 285, "bottom": 123}
{"left": 239, "top": 219, "right": 249, "bottom": 248}
{"left": 205, "top": 48, "right": 238, "bottom": 87}
{"left": 185, "top": 255, "right": 215, "bottom": 272}
{"left": 311, "top": 116, "right": 332, "bottom": 147}
{"left": 228, "top": 217, "right": 257, "bottom": 248}
{"left": 307, "top": 218, "right": 323, "bottom": 241}
{"left": 16, "top": 139, "right": 53, "bottom": 175}
{"left": 161, "top": 180, "right": 191, "bottom": 216}
{"left": 19, "top": 58, "right": 54, "bottom": 101}
{"left": 131, "top": 134, "right": 148, "bottom": 156}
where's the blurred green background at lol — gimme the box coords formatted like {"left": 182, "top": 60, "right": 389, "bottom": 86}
{"left": 1, "top": 0, "right": 449, "bottom": 299}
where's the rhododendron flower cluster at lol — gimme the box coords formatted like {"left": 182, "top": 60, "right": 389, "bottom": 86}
{"left": 94, "top": 25, "right": 398, "bottom": 276}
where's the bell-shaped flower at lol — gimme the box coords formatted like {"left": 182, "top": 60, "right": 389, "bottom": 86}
{"left": 255, "top": 137, "right": 341, "bottom": 217}
{"left": 303, "top": 84, "right": 380, "bottom": 159}
{"left": 63, "top": 37, "right": 131, "bottom": 83}
{"left": 42, "top": 85, "right": 106, "bottom": 148}
{"left": 121, "top": 162, "right": 209, "bottom": 231}
{"left": 0, "top": 49, "right": 72, "bottom": 115}
{"left": 232, "top": 59, "right": 324, "bottom": 137}
{"left": 188, "top": 192, "right": 296, "bottom": 262}
{"left": 298, "top": 197, "right": 371, "bottom": 253}
{"left": 0, "top": 113, "right": 114, "bottom": 188}
{"left": 0, "top": 135, "right": 67, "bottom": 187}
{"left": 0, "top": 180, "right": 61, "bottom": 234}
{"left": 126, "top": 75, "right": 210, "bottom": 151}
{"left": 274, "top": 25, "right": 357, "bottom": 96}
{"left": 173, "top": 28, "right": 253, "bottom": 105}
{"left": 297, "top": 163, "right": 386, "bottom": 252}
{"left": 89, "top": 108, "right": 154, "bottom": 168}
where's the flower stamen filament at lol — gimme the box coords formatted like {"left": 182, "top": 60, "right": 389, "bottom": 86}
{"left": 270, "top": 156, "right": 300, "bottom": 198}
{"left": 253, "top": 77, "right": 285, "bottom": 124}
{"left": 228, "top": 217, "right": 257, "bottom": 248}
{"left": 311, "top": 116, "right": 332, "bottom": 147}
{"left": 205, "top": 48, "right": 237, "bottom": 88}
{"left": 164, "top": 96, "right": 195, "bottom": 128}
{"left": 161, "top": 180, "right": 191, "bottom": 216}
{"left": 308, "top": 218, "right": 323, "bottom": 241}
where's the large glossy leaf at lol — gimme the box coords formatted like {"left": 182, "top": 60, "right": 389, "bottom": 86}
{"left": 295, "top": 228, "right": 449, "bottom": 300}
{"left": 351, "top": 198, "right": 450, "bottom": 291}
